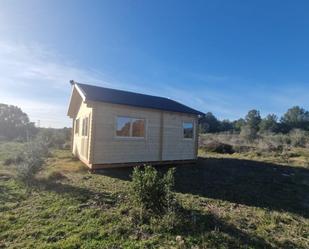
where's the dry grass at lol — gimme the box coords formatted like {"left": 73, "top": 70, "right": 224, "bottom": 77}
{"left": 200, "top": 133, "right": 309, "bottom": 168}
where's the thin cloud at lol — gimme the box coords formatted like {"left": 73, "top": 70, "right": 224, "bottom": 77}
{"left": 0, "top": 96, "right": 68, "bottom": 128}
{"left": 1, "top": 40, "right": 308, "bottom": 127}
{"left": 0, "top": 40, "right": 114, "bottom": 127}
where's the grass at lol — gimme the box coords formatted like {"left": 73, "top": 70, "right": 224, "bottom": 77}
{"left": 0, "top": 143, "right": 309, "bottom": 248}
{"left": 0, "top": 142, "right": 25, "bottom": 162}
{"left": 199, "top": 147, "right": 309, "bottom": 168}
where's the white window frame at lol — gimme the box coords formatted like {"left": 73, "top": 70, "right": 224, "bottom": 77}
{"left": 183, "top": 121, "right": 194, "bottom": 140}
{"left": 81, "top": 117, "right": 89, "bottom": 137}
{"left": 115, "top": 116, "right": 146, "bottom": 139}
{"left": 75, "top": 118, "right": 80, "bottom": 135}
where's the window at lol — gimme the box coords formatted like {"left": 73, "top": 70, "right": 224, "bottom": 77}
{"left": 132, "top": 118, "right": 145, "bottom": 137}
{"left": 116, "top": 117, "right": 131, "bottom": 137}
{"left": 82, "top": 117, "right": 89, "bottom": 136}
{"left": 183, "top": 122, "right": 194, "bottom": 139}
{"left": 116, "top": 116, "right": 145, "bottom": 138}
{"left": 75, "top": 118, "right": 80, "bottom": 134}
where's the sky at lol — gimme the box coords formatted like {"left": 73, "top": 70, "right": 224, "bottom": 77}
{"left": 0, "top": 0, "right": 308, "bottom": 128}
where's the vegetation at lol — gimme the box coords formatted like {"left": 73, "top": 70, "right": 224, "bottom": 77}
{"left": 0, "top": 104, "right": 308, "bottom": 248}
{"left": 199, "top": 106, "right": 309, "bottom": 134}
{"left": 36, "top": 127, "right": 71, "bottom": 149}
{"left": 0, "top": 142, "right": 308, "bottom": 248}
{"left": 130, "top": 165, "right": 176, "bottom": 214}
{"left": 259, "top": 114, "right": 279, "bottom": 133}
{"left": 0, "top": 102, "right": 71, "bottom": 147}
{"left": 15, "top": 139, "right": 49, "bottom": 186}
{"left": 200, "top": 131, "right": 309, "bottom": 158}
{"left": 281, "top": 106, "right": 309, "bottom": 132}
{"left": 0, "top": 103, "right": 37, "bottom": 141}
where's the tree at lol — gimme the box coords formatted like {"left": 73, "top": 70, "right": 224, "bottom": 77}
{"left": 259, "top": 114, "right": 278, "bottom": 133}
{"left": 219, "top": 119, "right": 233, "bottom": 132}
{"left": 233, "top": 118, "right": 246, "bottom": 132}
{"left": 245, "top": 109, "right": 261, "bottom": 131}
{"left": 0, "top": 103, "right": 37, "bottom": 141}
{"left": 280, "top": 106, "right": 309, "bottom": 131}
{"left": 242, "top": 110, "right": 262, "bottom": 139}
{"left": 198, "top": 112, "right": 220, "bottom": 133}
{"left": 240, "top": 125, "right": 257, "bottom": 141}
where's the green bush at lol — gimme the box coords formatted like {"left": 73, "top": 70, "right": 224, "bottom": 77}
{"left": 130, "top": 165, "right": 176, "bottom": 215}
{"left": 15, "top": 139, "right": 49, "bottom": 186}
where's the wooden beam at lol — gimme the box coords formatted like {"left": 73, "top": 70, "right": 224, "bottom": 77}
{"left": 91, "top": 159, "right": 197, "bottom": 170}
{"left": 71, "top": 119, "right": 75, "bottom": 154}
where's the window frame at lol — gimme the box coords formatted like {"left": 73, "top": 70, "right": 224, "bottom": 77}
{"left": 81, "top": 117, "right": 89, "bottom": 137}
{"left": 75, "top": 118, "right": 80, "bottom": 135}
{"left": 182, "top": 121, "right": 194, "bottom": 140}
{"left": 115, "top": 116, "right": 146, "bottom": 139}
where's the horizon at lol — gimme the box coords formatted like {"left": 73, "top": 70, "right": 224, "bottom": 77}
{"left": 0, "top": 0, "right": 308, "bottom": 128}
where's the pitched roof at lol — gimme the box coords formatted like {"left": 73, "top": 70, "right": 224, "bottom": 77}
{"left": 73, "top": 82, "right": 204, "bottom": 115}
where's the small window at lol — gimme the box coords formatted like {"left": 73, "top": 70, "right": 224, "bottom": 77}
{"left": 75, "top": 118, "right": 80, "bottom": 134}
{"left": 183, "top": 122, "right": 193, "bottom": 139}
{"left": 116, "top": 116, "right": 145, "bottom": 138}
{"left": 82, "top": 117, "right": 89, "bottom": 136}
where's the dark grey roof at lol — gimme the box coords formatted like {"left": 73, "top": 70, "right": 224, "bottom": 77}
{"left": 75, "top": 82, "right": 204, "bottom": 115}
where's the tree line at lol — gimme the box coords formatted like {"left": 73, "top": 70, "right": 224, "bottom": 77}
{"left": 0, "top": 103, "right": 70, "bottom": 147}
{"left": 0, "top": 103, "right": 37, "bottom": 141}
{"left": 1, "top": 103, "right": 308, "bottom": 142}
{"left": 199, "top": 106, "right": 309, "bottom": 136}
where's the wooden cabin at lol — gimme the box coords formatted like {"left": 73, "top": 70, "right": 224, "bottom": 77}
{"left": 67, "top": 81, "right": 203, "bottom": 169}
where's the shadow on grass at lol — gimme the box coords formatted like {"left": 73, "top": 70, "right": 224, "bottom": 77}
{"left": 175, "top": 157, "right": 309, "bottom": 218}
{"left": 173, "top": 208, "right": 303, "bottom": 249}
{"left": 0, "top": 181, "right": 26, "bottom": 208}
{"left": 95, "top": 157, "right": 309, "bottom": 218}
{"left": 33, "top": 178, "right": 117, "bottom": 208}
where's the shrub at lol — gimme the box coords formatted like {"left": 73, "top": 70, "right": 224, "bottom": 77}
{"left": 202, "top": 141, "right": 234, "bottom": 154}
{"left": 232, "top": 145, "right": 252, "bottom": 153}
{"left": 15, "top": 139, "right": 49, "bottom": 186}
{"left": 46, "top": 171, "right": 67, "bottom": 182}
{"left": 3, "top": 154, "right": 24, "bottom": 166}
{"left": 240, "top": 125, "right": 258, "bottom": 141}
{"left": 130, "top": 165, "right": 176, "bottom": 215}
{"left": 289, "top": 129, "right": 308, "bottom": 148}
{"left": 256, "top": 138, "right": 283, "bottom": 152}
{"left": 36, "top": 128, "right": 71, "bottom": 149}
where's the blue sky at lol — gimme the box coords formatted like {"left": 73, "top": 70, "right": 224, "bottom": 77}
{"left": 0, "top": 0, "right": 308, "bottom": 127}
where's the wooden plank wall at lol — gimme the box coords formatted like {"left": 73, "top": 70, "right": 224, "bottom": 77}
{"left": 91, "top": 102, "right": 198, "bottom": 165}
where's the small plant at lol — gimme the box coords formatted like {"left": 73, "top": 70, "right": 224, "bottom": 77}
{"left": 15, "top": 138, "right": 49, "bottom": 186}
{"left": 130, "top": 165, "right": 176, "bottom": 215}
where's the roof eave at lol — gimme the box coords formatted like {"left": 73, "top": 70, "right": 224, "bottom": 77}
{"left": 67, "top": 82, "right": 87, "bottom": 118}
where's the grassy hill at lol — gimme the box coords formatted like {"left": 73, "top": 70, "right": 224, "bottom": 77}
{"left": 0, "top": 143, "right": 308, "bottom": 248}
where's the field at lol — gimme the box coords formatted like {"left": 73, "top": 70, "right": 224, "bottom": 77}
{"left": 0, "top": 141, "right": 309, "bottom": 248}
